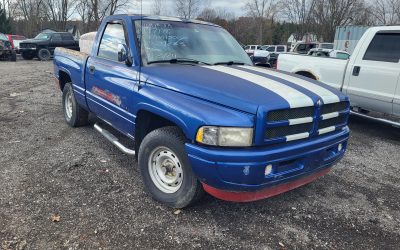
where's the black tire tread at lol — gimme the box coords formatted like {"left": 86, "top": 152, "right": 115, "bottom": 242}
{"left": 138, "top": 126, "right": 204, "bottom": 208}
{"left": 62, "top": 82, "right": 89, "bottom": 127}
{"left": 38, "top": 48, "right": 51, "bottom": 61}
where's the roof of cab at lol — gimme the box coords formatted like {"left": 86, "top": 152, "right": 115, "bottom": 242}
{"left": 107, "top": 14, "right": 220, "bottom": 27}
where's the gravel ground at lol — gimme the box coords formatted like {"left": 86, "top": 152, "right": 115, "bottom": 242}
{"left": 0, "top": 60, "right": 399, "bottom": 250}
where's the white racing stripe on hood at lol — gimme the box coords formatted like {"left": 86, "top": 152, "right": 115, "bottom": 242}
{"left": 238, "top": 66, "right": 340, "bottom": 104}
{"left": 204, "top": 66, "right": 314, "bottom": 108}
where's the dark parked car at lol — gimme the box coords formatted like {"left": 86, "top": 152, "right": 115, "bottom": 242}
{"left": 19, "top": 32, "right": 79, "bottom": 60}
{"left": 0, "top": 33, "right": 16, "bottom": 61}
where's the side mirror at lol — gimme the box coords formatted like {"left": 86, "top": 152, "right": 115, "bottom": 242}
{"left": 117, "top": 43, "right": 132, "bottom": 66}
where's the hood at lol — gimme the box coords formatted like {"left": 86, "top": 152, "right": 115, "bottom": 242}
{"left": 141, "top": 65, "right": 346, "bottom": 114}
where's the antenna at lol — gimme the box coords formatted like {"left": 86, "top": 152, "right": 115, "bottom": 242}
{"left": 138, "top": 0, "right": 143, "bottom": 86}
{"left": 140, "top": 0, "right": 143, "bottom": 63}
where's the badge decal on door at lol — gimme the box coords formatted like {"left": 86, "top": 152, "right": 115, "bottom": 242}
{"left": 91, "top": 86, "right": 122, "bottom": 106}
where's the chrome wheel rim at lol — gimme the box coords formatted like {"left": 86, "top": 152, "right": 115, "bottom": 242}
{"left": 148, "top": 146, "right": 183, "bottom": 194}
{"left": 65, "top": 91, "right": 73, "bottom": 119}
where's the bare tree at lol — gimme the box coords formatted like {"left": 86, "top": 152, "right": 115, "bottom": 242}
{"left": 14, "top": 0, "right": 47, "bottom": 35}
{"left": 373, "top": 0, "right": 400, "bottom": 25}
{"left": 175, "top": 0, "right": 202, "bottom": 19}
{"left": 45, "top": 0, "right": 77, "bottom": 30}
{"left": 198, "top": 7, "right": 217, "bottom": 21}
{"left": 88, "top": 0, "right": 130, "bottom": 26}
{"left": 151, "top": 0, "right": 164, "bottom": 15}
{"left": 312, "top": 0, "right": 365, "bottom": 41}
{"left": 245, "top": 0, "right": 277, "bottom": 43}
{"left": 279, "top": 0, "right": 316, "bottom": 41}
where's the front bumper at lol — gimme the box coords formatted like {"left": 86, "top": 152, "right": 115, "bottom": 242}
{"left": 0, "top": 49, "right": 12, "bottom": 56}
{"left": 186, "top": 126, "right": 349, "bottom": 200}
{"left": 20, "top": 48, "right": 37, "bottom": 54}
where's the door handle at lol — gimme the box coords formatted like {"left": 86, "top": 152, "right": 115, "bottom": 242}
{"left": 88, "top": 65, "right": 96, "bottom": 74}
{"left": 352, "top": 66, "right": 361, "bottom": 76}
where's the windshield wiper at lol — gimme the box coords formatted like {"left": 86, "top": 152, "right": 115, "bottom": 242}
{"left": 213, "top": 61, "right": 246, "bottom": 66}
{"left": 147, "top": 58, "right": 211, "bottom": 65}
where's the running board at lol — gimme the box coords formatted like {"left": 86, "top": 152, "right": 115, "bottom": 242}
{"left": 350, "top": 111, "right": 400, "bottom": 128}
{"left": 94, "top": 123, "right": 136, "bottom": 155}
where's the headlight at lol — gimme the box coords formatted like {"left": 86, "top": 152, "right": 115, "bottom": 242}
{"left": 196, "top": 126, "right": 253, "bottom": 147}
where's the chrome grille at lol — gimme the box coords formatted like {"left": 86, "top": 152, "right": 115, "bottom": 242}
{"left": 265, "top": 123, "right": 313, "bottom": 139}
{"left": 267, "top": 107, "right": 314, "bottom": 121}
{"left": 319, "top": 115, "right": 347, "bottom": 129}
{"left": 321, "top": 101, "right": 348, "bottom": 114}
{"left": 265, "top": 101, "right": 349, "bottom": 143}
{"left": 20, "top": 43, "right": 35, "bottom": 48}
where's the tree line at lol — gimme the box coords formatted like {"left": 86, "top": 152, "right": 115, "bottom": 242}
{"left": 0, "top": 0, "right": 399, "bottom": 44}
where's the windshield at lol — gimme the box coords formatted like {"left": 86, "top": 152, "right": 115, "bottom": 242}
{"left": 320, "top": 43, "right": 334, "bottom": 49}
{"left": 34, "top": 33, "right": 51, "bottom": 40}
{"left": 0, "top": 33, "right": 7, "bottom": 40}
{"left": 136, "top": 20, "right": 252, "bottom": 65}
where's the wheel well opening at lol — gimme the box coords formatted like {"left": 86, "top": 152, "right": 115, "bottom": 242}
{"left": 296, "top": 71, "right": 317, "bottom": 80}
{"left": 135, "top": 110, "right": 180, "bottom": 155}
{"left": 59, "top": 71, "right": 71, "bottom": 91}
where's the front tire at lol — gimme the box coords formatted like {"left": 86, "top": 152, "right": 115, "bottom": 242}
{"left": 37, "top": 48, "right": 51, "bottom": 61}
{"left": 21, "top": 52, "right": 34, "bottom": 60}
{"left": 138, "top": 127, "right": 204, "bottom": 208}
{"left": 62, "top": 83, "right": 89, "bottom": 127}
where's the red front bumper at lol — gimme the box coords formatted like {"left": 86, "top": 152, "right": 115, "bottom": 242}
{"left": 202, "top": 167, "right": 331, "bottom": 202}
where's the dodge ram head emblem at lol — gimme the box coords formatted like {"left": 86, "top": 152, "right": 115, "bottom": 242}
{"left": 317, "top": 99, "right": 322, "bottom": 107}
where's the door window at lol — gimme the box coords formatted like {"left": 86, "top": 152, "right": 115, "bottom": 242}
{"left": 52, "top": 34, "right": 62, "bottom": 41}
{"left": 61, "top": 33, "right": 73, "bottom": 40}
{"left": 98, "top": 22, "right": 127, "bottom": 61}
{"left": 363, "top": 32, "right": 400, "bottom": 63}
{"left": 277, "top": 46, "right": 285, "bottom": 52}
{"left": 336, "top": 52, "right": 350, "bottom": 60}
{"left": 266, "top": 46, "right": 275, "bottom": 52}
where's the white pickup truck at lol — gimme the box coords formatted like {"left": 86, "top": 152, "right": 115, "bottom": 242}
{"left": 277, "top": 26, "right": 400, "bottom": 126}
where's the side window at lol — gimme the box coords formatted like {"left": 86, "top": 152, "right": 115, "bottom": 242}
{"left": 98, "top": 22, "right": 127, "bottom": 61}
{"left": 297, "top": 44, "right": 306, "bottom": 51}
{"left": 363, "top": 33, "right": 400, "bottom": 63}
{"left": 277, "top": 46, "right": 285, "bottom": 52}
{"left": 52, "top": 34, "right": 62, "bottom": 41}
{"left": 244, "top": 46, "right": 250, "bottom": 50}
{"left": 336, "top": 52, "right": 350, "bottom": 60}
{"left": 267, "top": 46, "right": 275, "bottom": 52}
{"left": 61, "top": 33, "right": 73, "bottom": 40}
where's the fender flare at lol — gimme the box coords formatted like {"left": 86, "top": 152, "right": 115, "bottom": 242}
{"left": 292, "top": 67, "right": 320, "bottom": 81}
{"left": 135, "top": 102, "right": 191, "bottom": 139}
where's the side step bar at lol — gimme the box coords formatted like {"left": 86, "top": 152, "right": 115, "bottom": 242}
{"left": 350, "top": 111, "right": 400, "bottom": 128}
{"left": 94, "top": 123, "right": 136, "bottom": 155}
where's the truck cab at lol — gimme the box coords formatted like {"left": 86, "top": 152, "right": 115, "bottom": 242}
{"left": 53, "top": 15, "right": 350, "bottom": 208}
{"left": 342, "top": 27, "right": 400, "bottom": 118}
{"left": 277, "top": 26, "right": 400, "bottom": 126}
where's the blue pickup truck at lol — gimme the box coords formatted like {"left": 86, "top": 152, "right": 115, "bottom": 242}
{"left": 53, "top": 14, "right": 350, "bottom": 208}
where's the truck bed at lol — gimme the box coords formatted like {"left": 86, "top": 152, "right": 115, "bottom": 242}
{"left": 54, "top": 47, "right": 89, "bottom": 107}
{"left": 278, "top": 53, "right": 349, "bottom": 90}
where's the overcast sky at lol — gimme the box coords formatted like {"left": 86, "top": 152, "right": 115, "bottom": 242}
{"left": 129, "top": 0, "right": 246, "bottom": 17}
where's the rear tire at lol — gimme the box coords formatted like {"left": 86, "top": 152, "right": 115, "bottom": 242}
{"left": 37, "top": 48, "right": 51, "bottom": 61}
{"left": 9, "top": 51, "right": 17, "bottom": 62}
{"left": 62, "top": 82, "right": 89, "bottom": 127}
{"left": 138, "top": 127, "right": 204, "bottom": 208}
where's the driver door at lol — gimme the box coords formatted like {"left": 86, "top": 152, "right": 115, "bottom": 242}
{"left": 49, "top": 33, "right": 63, "bottom": 54}
{"left": 85, "top": 20, "right": 140, "bottom": 136}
